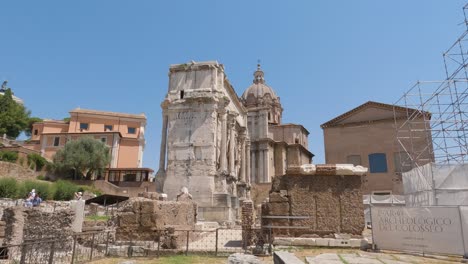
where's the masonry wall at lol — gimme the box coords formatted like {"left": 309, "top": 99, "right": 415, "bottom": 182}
{"left": 2, "top": 207, "right": 74, "bottom": 245}
{"left": 0, "top": 161, "right": 37, "bottom": 180}
{"left": 262, "top": 174, "right": 364, "bottom": 237}
{"left": 115, "top": 198, "right": 197, "bottom": 241}
{"left": 323, "top": 119, "right": 431, "bottom": 195}
{"left": 163, "top": 105, "right": 218, "bottom": 205}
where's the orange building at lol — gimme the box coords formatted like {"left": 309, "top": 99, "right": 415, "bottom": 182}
{"left": 24, "top": 108, "right": 152, "bottom": 183}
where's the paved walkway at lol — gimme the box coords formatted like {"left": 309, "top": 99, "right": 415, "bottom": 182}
{"left": 305, "top": 252, "right": 458, "bottom": 264}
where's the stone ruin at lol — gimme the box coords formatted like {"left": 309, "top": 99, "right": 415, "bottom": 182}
{"left": 259, "top": 164, "right": 366, "bottom": 239}
{"left": 1, "top": 207, "right": 75, "bottom": 245}
{"left": 156, "top": 61, "right": 250, "bottom": 223}
{"left": 115, "top": 196, "right": 197, "bottom": 243}
{"left": 0, "top": 206, "right": 75, "bottom": 261}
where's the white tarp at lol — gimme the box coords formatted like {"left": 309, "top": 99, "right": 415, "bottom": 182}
{"left": 371, "top": 206, "right": 465, "bottom": 255}
{"left": 459, "top": 206, "right": 468, "bottom": 255}
{"left": 403, "top": 163, "right": 468, "bottom": 206}
{"left": 363, "top": 194, "right": 406, "bottom": 205}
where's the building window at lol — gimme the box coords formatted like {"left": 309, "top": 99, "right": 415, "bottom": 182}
{"left": 372, "top": 191, "right": 391, "bottom": 196}
{"left": 101, "top": 137, "right": 107, "bottom": 144}
{"left": 108, "top": 171, "right": 118, "bottom": 182}
{"left": 368, "top": 153, "right": 388, "bottom": 173}
{"left": 53, "top": 137, "right": 60, "bottom": 147}
{"left": 394, "top": 152, "right": 412, "bottom": 173}
{"left": 124, "top": 173, "right": 137, "bottom": 181}
{"left": 34, "top": 129, "right": 38, "bottom": 136}
{"left": 104, "top": 125, "right": 113, "bottom": 131}
{"left": 180, "top": 90, "right": 184, "bottom": 99}
{"left": 128, "top": 127, "right": 136, "bottom": 134}
{"left": 346, "top": 155, "right": 362, "bottom": 166}
{"left": 268, "top": 112, "right": 271, "bottom": 121}
{"left": 194, "top": 146, "right": 202, "bottom": 160}
{"left": 80, "top": 123, "right": 89, "bottom": 131}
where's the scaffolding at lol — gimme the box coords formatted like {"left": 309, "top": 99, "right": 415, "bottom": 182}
{"left": 395, "top": 4, "right": 468, "bottom": 167}
{"left": 395, "top": 4, "right": 468, "bottom": 206}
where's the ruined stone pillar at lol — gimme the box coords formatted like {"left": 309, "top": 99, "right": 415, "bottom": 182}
{"left": 156, "top": 108, "right": 169, "bottom": 193}
{"left": 251, "top": 150, "right": 256, "bottom": 183}
{"left": 228, "top": 116, "right": 236, "bottom": 176}
{"left": 258, "top": 150, "right": 264, "bottom": 183}
{"left": 245, "top": 140, "right": 251, "bottom": 184}
{"left": 245, "top": 139, "right": 251, "bottom": 199}
{"left": 264, "top": 149, "right": 270, "bottom": 182}
{"left": 241, "top": 199, "right": 254, "bottom": 249}
{"left": 158, "top": 113, "right": 168, "bottom": 170}
{"left": 219, "top": 110, "right": 228, "bottom": 172}
{"left": 239, "top": 134, "right": 246, "bottom": 182}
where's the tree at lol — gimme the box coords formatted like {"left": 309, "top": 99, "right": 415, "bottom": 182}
{"left": 53, "top": 137, "right": 111, "bottom": 180}
{"left": 0, "top": 89, "right": 30, "bottom": 138}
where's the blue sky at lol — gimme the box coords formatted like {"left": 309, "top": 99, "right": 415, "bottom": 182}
{"left": 1, "top": 1, "right": 467, "bottom": 168}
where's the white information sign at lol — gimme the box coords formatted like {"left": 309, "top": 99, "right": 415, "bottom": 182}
{"left": 371, "top": 206, "right": 465, "bottom": 255}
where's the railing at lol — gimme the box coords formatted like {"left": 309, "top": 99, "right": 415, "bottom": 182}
{"left": 0, "top": 231, "right": 109, "bottom": 264}
{"left": 0, "top": 228, "right": 246, "bottom": 263}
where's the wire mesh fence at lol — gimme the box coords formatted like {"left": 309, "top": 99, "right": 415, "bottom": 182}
{"left": 0, "top": 228, "right": 247, "bottom": 263}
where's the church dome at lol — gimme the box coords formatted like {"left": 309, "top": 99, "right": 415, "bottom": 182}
{"left": 241, "top": 64, "right": 283, "bottom": 125}
{"left": 241, "top": 64, "right": 280, "bottom": 105}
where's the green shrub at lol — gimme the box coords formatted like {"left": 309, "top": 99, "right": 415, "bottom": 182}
{"left": 0, "top": 151, "right": 18, "bottom": 163}
{"left": 36, "top": 175, "right": 46, "bottom": 181}
{"left": 20, "top": 180, "right": 52, "bottom": 200}
{"left": 0, "top": 178, "right": 18, "bottom": 198}
{"left": 27, "top": 153, "right": 48, "bottom": 171}
{"left": 53, "top": 180, "right": 78, "bottom": 201}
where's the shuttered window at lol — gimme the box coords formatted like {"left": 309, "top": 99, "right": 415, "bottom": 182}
{"left": 368, "top": 153, "right": 388, "bottom": 173}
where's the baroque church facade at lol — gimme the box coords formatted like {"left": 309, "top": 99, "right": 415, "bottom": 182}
{"left": 241, "top": 65, "right": 314, "bottom": 183}
{"left": 156, "top": 61, "right": 313, "bottom": 222}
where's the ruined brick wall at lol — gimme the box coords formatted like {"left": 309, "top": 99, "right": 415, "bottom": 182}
{"left": 2, "top": 207, "right": 74, "bottom": 245}
{"left": 115, "top": 197, "right": 197, "bottom": 240}
{"left": 262, "top": 173, "right": 364, "bottom": 237}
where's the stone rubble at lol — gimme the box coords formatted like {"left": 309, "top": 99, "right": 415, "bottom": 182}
{"left": 227, "top": 253, "right": 263, "bottom": 264}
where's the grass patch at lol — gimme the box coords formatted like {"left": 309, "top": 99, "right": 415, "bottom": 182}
{"left": 338, "top": 254, "right": 349, "bottom": 264}
{"left": 86, "top": 215, "right": 111, "bottom": 221}
{"left": 376, "top": 257, "right": 387, "bottom": 264}
{"left": 156, "top": 255, "right": 225, "bottom": 264}
{"left": 88, "top": 255, "right": 226, "bottom": 264}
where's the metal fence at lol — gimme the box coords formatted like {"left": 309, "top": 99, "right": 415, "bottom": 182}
{"left": 0, "top": 228, "right": 247, "bottom": 263}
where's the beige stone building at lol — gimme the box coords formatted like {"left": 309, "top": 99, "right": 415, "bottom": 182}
{"left": 321, "top": 101, "right": 433, "bottom": 195}
{"left": 240, "top": 65, "right": 314, "bottom": 183}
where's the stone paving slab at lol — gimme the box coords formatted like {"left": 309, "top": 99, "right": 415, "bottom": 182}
{"left": 305, "top": 253, "right": 343, "bottom": 264}
{"left": 304, "top": 252, "right": 458, "bottom": 264}
{"left": 379, "top": 259, "right": 411, "bottom": 264}
{"left": 339, "top": 254, "right": 382, "bottom": 264}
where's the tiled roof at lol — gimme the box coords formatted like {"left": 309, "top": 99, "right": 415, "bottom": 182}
{"left": 70, "top": 108, "right": 146, "bottom": 120}
{"left": 320, "top": 101, "right": 423, "bottom": 128}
